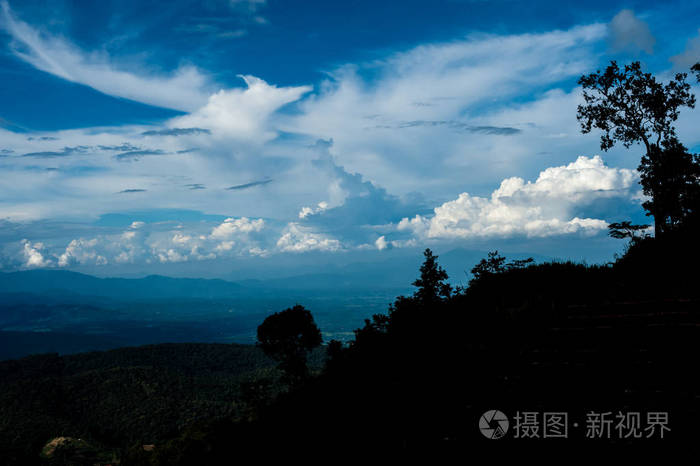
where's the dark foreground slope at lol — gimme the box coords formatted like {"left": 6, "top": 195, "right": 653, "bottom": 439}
{"left": 0, "top": 343, "right": 284, "bottom": 464}
{"left": 130, "top": 232, "right": 700, "bottom": 461}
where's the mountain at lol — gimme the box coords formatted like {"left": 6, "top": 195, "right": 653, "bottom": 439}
{"left": 0, "top": 270, "right": 245, "bottom": 300}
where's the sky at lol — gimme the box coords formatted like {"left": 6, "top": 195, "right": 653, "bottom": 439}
{"left": 1, "top": 0, "right": 700, "bottom": 278}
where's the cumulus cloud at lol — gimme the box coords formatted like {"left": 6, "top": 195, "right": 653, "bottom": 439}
{"left": 299, "top": 201, "right": 329, "bottom": 219}
{"left": 276, "top": 223, "right": 342, "bottom": 253}
{"left": 209, "top": 217, "right": 264, "bottom": 239}
{"left": 58, "top": 238, "right": 107, "bottom": 266}
{"left": 0, "top": 1, "right": 211, "bottom": 111}
{"left": 12, "top": 216, "right": 270, "bottom": 268}
{"left": 398, "top": 156, "right": 638, "bottom": 240}
{"left": 608, "top": 9, "right": 655, "bottom": 54}
{"left": 20, "top": 239, "right": 50, "bottom": 268}
{"left": 171, "top": 75, "right": 311, "bottom": 140}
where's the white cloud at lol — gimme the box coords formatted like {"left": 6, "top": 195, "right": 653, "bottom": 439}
{"left": 171, "top": 75, "right": 311, "bottom": 140}
{"left": 276, "top": 223, "right": 342, "bottom": 252}
{"left": 20, "top": 239, "right": 51, "bottom": 268}
{"left": 299, "top": 201, "right": 329, "bottom": 219}
{"left": 210, "top": 217, "right": 264, "bottom": 239}
{"left": 375, "top": 235, "right": 388, "bottom": 250}
{"left": 58, "top": 238, "right": 107, "bottom": 267}
{"left": 398, "top": 156, "right": 638, "bottom": 240}
{"left": 0, "top": 1, "right": 210, "bottom": 111}
{"left": 608, "top": 9, "right": 655, "bottom": 54}
{"left": 285, "top": 24, "right": 607, "bottom": 196}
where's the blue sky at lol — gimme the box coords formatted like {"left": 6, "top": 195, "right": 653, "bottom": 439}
{"left": 1, "top": 0, "right": 699, "bottom": 277}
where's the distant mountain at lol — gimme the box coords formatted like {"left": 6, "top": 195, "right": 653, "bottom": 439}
{"left": 0, "top": 248, "right": 549, "bottom": 300}
{"left": 0, "top": 270, "right": 245, "bottom": 300}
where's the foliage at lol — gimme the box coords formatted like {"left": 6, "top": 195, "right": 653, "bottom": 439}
{"left": 607, "top": 221, "right": 650, "bottom": 240}
{"left": 256, "top": 305, "right": 322, "bottom": 384}
{"left": 411, "top": 248, "right": 452, "bottom": 303}
{"left": 576, "top": 61, "right": 698, "bottom": 235}
{"left": 577, "top": 61, "right": 694, "bottom": 153}
{"left": 468, "top": 250, "right": 533, "bottom": 286}
{"left": 638, "top": 137, "right": 700, "bottom": 230}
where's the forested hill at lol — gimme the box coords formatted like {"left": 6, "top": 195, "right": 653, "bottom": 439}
{"left": 0, "top": 342, "right": 305, "bottom": 464}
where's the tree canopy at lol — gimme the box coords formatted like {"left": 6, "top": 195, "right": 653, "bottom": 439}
{"left": 577, "top": 61, "right": 695, "bottom": 154}
{"left": 256, "top": 305, "right": 322, "bottom": 383}
{"left": 412, "top": 248, "right": 452, "bottom": 303}
{"left": 577, "top": 61, "right": 699, "bottom": 235}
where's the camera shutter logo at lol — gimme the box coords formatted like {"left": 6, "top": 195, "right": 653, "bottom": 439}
{"left": 479, "top": 410, "right": 509, "bottom": 439}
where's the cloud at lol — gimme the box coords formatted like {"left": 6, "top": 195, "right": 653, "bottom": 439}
{"left": 670, "top": 29, "right": 700, "bottom": 68}
{"left": 398, "top": 156, "right": 638, "bottom": 240}
{"left": 118, "top": 189, "right": 147, "bottom": 193}
{"left": 226, "top": 179, "right": 273, "bottom": 190}
{"left": 22, "top": 146, "right": 89, "bottom": 157}
{"left": 97, "top": 143, "right": 140, "bottom": 151}
{"left": 58, "top": 238, "right": 107, "bottom": 267}
{"left": 115, "top": 149, "right": 166, "bottom": 161}
{"left": 210, "top": 217, "right": 264, "bottom": 239}
{"left": 0, "top": 18, "right": 651, "bottom": 266}
{"left": 141, "top": 128, "right": 212, "bottom": 137}
{"left": 375, "top": 235, "right": 388, "bottom": 251}
{"left": 20, "top": 239, "right": 50, "bottom": 268}
{"left": 276, "top": 222, "right": 342, "bottom": 253}
{"left": 0, "top": 1, "right": 211, "bottom": 111}
{"left": 299, "top": 201, "right": 329, "bottom": 219}
{"left": 170, "top": 75, "right": 311, "bottom": 140}
{"left": 608, "top": 9, "right": 655, "bottom": 54}
{"left": 296, "top": 139, "right": 428, "bottom": 245}
{"left": 390, "top": 120, "right": 521, "bottom": 135}
{"left": 9, "top": 216, "right": 270, "bottom": 268}
{"left": 285, "top": 24, "right": 607, "bottom": 196}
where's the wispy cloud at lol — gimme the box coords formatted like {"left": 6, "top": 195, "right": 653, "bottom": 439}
{"left": 115, "top": 149, "right": 166, "bottom": 161}
{"left": 0, "top": 1, "right": 211, "bottom": 111}
{"left": 118, "top": 188, "right": 147, "bottom": 193}
{"left": 22, "top": 146, "right": 89, "bottom": 157}
{"left": 141, "top": 128, "right": 211, "bottom": 137}
{"left": 226, "top": 179, "right": 273, "bottom": 190}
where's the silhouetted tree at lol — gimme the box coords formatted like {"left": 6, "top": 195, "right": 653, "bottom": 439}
{"left": 468, "top": 251, "right": 534, "bottom": 288}
{"left": 607, "top": 221, "right": 650, "bottom": 240}
{"left": 638, "top": 137, "right": 700, "bottom": 230}
{"left": 256, "top": 305, "right": 322, "bottom": 385}
{"left": 412, "top": 248, "right": 451, "bottom": 303}
{"left": 577, "top": 61, "right": 696, "bottom": 235}
{"left": 469, "top": 250, "right": 506, "bottom": 286}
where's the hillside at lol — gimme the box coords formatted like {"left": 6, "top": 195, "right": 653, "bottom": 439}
{"left": 0, "top": 343, "right": 286, "bottom": 464}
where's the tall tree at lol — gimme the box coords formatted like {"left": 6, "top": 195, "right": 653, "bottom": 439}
{"left": 257, "top": 305, "right": 322, "bottom": 385}
{"left": 577, "top": 61, "right": 696, "bottom": 235}
{"left": 412, "top": 248, "right": 451, "bottom": 303}
{"left": 638, "top": 137, "right": 700, "bottom": 230}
